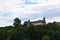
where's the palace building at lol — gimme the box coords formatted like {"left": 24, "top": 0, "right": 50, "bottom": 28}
{"left": 23, "top": 17, "right": 46, "bottom": 26}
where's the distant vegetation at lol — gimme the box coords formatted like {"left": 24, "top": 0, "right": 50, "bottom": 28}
{"left": 0, "top": 18, "right": 60, "bottom": 40}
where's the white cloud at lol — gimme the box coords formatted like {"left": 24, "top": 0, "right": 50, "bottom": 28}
{"left": 0, "top": 0, "right": 60, "bottom": 26}
{"left": 46, "top": 16, "right": 60, "bottom": 23}
{"left": 0, "top": 16, "right": 13, "bottom": 27}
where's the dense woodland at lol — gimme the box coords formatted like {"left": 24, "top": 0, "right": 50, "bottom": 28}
{"left": 0, "top": 18, "right": 60, "bottom": 40}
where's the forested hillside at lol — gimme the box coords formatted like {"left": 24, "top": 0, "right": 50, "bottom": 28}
{"left": 0, "top": 18, "right": 60, "bottom": 40}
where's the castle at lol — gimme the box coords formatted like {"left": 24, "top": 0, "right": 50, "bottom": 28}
{"left": 23, "top": 17, "right": 46, "bottom": 26}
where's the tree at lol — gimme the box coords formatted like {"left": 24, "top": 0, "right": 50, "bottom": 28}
{"left": 41, "top": 35, "right": 50, "bottom": 40}
{"left": 13, "top": 18, "right": 21, "bottom": 28}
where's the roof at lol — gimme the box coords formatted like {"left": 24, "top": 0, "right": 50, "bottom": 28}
{"left": 30, "top": 20, "right": 44, "bottom": 24}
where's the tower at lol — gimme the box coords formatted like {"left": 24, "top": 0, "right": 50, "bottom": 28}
{"left": 43, "top": 17, "right": 46, "bottom": 24}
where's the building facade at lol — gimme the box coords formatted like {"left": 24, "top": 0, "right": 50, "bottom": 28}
{"left": 23, "top": 17, "right": 46, "bottom": 26}
{"left": 30, "top": 17, "right": 46, "bottom": 25}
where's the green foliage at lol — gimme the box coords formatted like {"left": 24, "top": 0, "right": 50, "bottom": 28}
{"left": 0, "top": 18, "right": 60, "bottom": 40}
{"left": 41, "top": 35, "right": 50, "bottom": 40}
{"left": 13, "top": 18, "right": 21, "bottom": 28}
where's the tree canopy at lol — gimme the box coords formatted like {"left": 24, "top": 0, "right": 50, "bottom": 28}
{"left": 0, "top": 18, "right": 60, "bottom": 40}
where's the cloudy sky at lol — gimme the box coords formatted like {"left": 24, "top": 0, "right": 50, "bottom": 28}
{"left": 0, "top": 0, "right": 60, "bottom": 27}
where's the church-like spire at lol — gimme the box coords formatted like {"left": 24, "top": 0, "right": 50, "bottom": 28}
{"left": 43, "top": 17, "right": 45, "bottom": 21}
{"left": 43, "top": 17, "right": 46, "bottom": 24}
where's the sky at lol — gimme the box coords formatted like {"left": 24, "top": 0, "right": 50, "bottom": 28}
{"left": 0, "top": 0, "right": 60, "bottom": 27}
